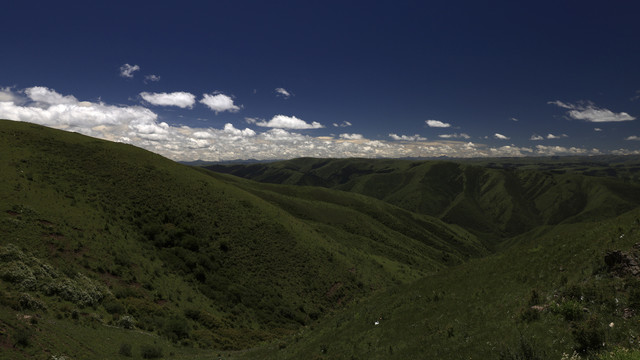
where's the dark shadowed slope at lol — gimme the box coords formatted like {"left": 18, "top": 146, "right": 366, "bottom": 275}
{"left": 206, "top": 158, "right": 640, "bottom": 246}
{"left": 0, "top": 120, "right": 481, "bottom": 358}
{"left": 242, "top": 206, "right": 640, "bottom": 359}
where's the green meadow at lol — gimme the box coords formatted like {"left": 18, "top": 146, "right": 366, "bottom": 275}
{"left": 2, "top": 119, "right": 640, "bottom": 359}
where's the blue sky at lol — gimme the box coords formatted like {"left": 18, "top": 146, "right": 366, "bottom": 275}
{"left": 1, "top": 0, "right": 639, "bottom": 160}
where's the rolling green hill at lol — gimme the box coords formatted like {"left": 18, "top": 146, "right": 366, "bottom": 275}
{"left": 0, "top": 120, "right": 481, "bottom": 359}
{"left": 242, "top": 207, "right": 640, "bottom": 359}
{"left": 206, "top": 158, "right": 640, "bottom": 246}
{"left": 3, "top": 119, "right": 640, "bottom": 360}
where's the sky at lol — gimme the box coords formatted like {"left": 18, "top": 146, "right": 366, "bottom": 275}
{"left": 1, "top": 0, "right": 640, "bottom": 161}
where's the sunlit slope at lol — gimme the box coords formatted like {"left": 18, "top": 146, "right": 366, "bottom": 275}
{"left": 243, "top": 207, "right": 640, "bottom": 359}
{"left": 207, "top": 158, "right": 640, "bottom": 243}
{"left": 198, "top": 170, "right": 486, "bottom": 270}
{"left": 0, "top": 120, "right": 481, "bottom": 357}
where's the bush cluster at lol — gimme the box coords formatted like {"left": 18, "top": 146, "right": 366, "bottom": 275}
{"left": 0, "top": 244, "right": 109, "bottom": 306}
{"left": 140, "top": 344, "right": 163, "bottom": 359}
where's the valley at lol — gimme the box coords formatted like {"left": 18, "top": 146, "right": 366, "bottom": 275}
{"left": 1, "top": 119, "right": 640, "bottom": 359}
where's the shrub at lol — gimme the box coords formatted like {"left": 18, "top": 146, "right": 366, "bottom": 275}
{"left": 118, "top": 315, "right": 136, "bottom": 329}
{"left": 519, "top": 307, "right": 540, "bottom": 323}
{"left": 103, "top": 298, "right": 125, "bottom": 314}
{"left": 499, "top": 335, "right": 546, "bottom": 360}
{"left": 140, "top": 344, "right": 163, "bottom": 359}
{"left": 13, "top": 327, "right": 32, "bottom": 347}
{"left": 19, "top": 293, "right": 46, "bottom": 311}
{"left": 573, "top": 315, "right": 606, "bottom": 354}
{"left": 554, "top": 300, "right": 584, "bottom": 322}
{"left": 118, "top": 343, "right": 132, "bottom": 357}
{"left": 628, "top": 287, "right": 640, "bottom": 310}
{"left": 163, "top": 316, "right": 190, "bottom": 342}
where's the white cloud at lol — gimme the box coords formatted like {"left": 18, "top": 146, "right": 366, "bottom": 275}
{"left": 546, "top": 133, "right": 568, "bottom": 139}
{"left": 0, "top": 87, "right": 158, "bottom": 142}
{"left": 200, "top": 93, "right": 241, "bottom": 113}
{"left": 192, "top": 131, "right": 214, "bottom": 139}
{"left": 594, "top": 128, "right": 602, "bottom": 132}
{"left": 534, "top": 145, "right": 592, "bottom": 156}
{"left": 625, "top": 136, "right": 640, "bottom": 141}
{"left": 511, "top": 117, "right": 518, "bottom": 122}
{"left": 426, "top": 119, "right": 451, "bottom": 128}
{"left": 547, "top": 100, "right": 573, "bottom": 109}
{"left": 438, "top": 133, "right": 470, "bottom": 139}
{"left": 140, "top": 92, "right": 196, "bottom": 108}
{"left": 612, "top": 149, "right": 640, "bottom": 155}
{"left": 275, "top": 88, "right": 292, "bottom": 98}
{"left": 0, "top": 87, "right": 23, "bottom": 103}
{"left": 530, "top": 135, "right": 544, "bottom": 141}
{"left": 389, "top": 133, "right": 427, "bottom": 141}
{"left": 494, "top": 133, "right": 510, "bottom": 140}
{"left": 223, "top": 123, "right": 256, "bottom": 137}
{"left": 3, "top": 85, "right": 636, "bottom": 162}
{"left": 549, "top": 100, "right": 635, "bottom": 122}
{"left": 333, "top": 121, "right": 352, "bottom": 127}
{"left": 339, "top": 133, "right": 364, "bottom": 140}
{"left": 26, "top": 86, "right": 78, "bottom": 105}
{"left": 256, "top": 115, "right": 324, "bottom": 129}
{"left": 119, "top": 64, "right": 140, "bottom": 78}
{"left": 145, "top": 74, "right": 161, "bottom": 83}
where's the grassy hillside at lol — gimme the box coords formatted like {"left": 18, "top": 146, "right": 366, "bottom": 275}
{"left": 206, "top": 158, "right": 640, "bottom": 246}
{"left": 0, "top": 120, "right": 480, "bottom": 359}
{"left": 242, "top": 207, "right": 640, "bottom": 359}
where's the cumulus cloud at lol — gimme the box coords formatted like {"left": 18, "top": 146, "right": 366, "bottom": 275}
{"left": 426, "top": 119, "right": 451, "bottom": 128}
{"left": 119, "top": 64, "right": 140, "bottom": 78}
{"left": 494, "top": 133, "right": 510, "bottom": 140}
{"left": 389, "top": 133, "right": 427, "bottom": 141}
{"left": 438, "top": 133, "right": 470, "bottom": 139}
{"left": 26, "top": 86, "right": 77, "bottom": 105}
{"left": 546, "top": 133, "right": 568, "bottom": 139}
{"left": 275, "top": 88, "right": 292, "bottom": 98}
{"left": 0, "top": 86, "right": 158, "bottom": 142}
{"left": 0, "top": 87, "right": 23, "bottom": 103}
{"left": 145, "top": 74, "right": 161, "bottom": 83}
{"left": 223, "top": 123, "right": 256, "bottom": 137}
{"left": 625, "top": 136, "right": 640, "bottom": 141}
{"left": 534, "top": 145, "right": 593, "bottom": 156}
{"left": 200, "top": 93, "right": 241, "bottom": 113}
{"left": 549, "top": 100, "right": 635, "bottom": 122}
{"left": 2, "top": 85, "right": 634, "bottom": 162}
{"left": 333, "top": 121, "right": 352, "bottom": 127}
{"left": 140, "top": 92, "right": 196, "bottom": 108}
{"left": 530, "top": 134, "right": 544, "bottom": 141}
{"left": 339, "top": 133, "right": 364, "bottom": 140}
{"left": 256, "top": 115, "right": 324, "bottom": 129}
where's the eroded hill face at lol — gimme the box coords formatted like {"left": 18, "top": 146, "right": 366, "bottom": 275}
{"left": 0, "top": 120, "right": 482, "bottom": 358}
{"left": 206, "top": 158, "right": 640, "bottom": 245}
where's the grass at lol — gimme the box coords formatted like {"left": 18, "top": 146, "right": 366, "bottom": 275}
{"left": 3, "top": 119, "right": 640, "bottom": 359}
{"left": 241, "top": 208, "right": 640, "bottom": 359}
{"left": 0, "top": 120, "right": 485, "bottom": 358}
{"left": 206, "top": 157, "right": 640, "bottom": 247}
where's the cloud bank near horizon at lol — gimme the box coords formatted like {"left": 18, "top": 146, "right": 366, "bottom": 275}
{"left": 1, "top": 86, "right": 636, "bottom": 161}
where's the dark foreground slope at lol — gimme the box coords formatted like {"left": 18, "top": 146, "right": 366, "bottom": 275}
{"left": 207, "top": 158, "right": 640, "bottom": 245}
{"left": 0, "top": 120, "right": 480, "bottom": 359}
{"left": 244, "top": 207, "right": 640, "bottom": 359}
